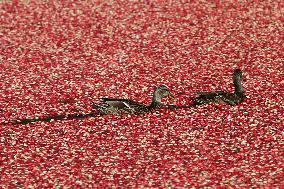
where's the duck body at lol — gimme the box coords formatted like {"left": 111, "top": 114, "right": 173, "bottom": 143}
{"left": 192, "top": 91, "right": 245, "bottom": 106}
{"left": 192, "top": 69, "right": 245, "bottom": 106}
{"left": 92, "top": 85, "right": 173, "bottom": 115}
{"left": 93, "top": 98, "right": 154, "bottom": 115}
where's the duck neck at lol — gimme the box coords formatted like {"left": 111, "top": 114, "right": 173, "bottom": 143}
{"left": 233, "top": 75, "right": 244, "bottom": 95}
{"left": 150, "top": 91, "right": 162, "bottom": 107}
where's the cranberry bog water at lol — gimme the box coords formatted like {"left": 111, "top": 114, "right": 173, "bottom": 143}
{"left": 0, "top": 1, "right": 283, "bottom": 188}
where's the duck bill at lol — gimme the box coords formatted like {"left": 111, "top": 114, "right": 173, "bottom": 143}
{"left": 168, "top": 93, "right": 175, "bottom": 101}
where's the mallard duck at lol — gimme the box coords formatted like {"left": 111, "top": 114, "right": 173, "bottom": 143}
{"left": 192, "top": 69, "right": 245, "bottom": 106}
{"left": 92, "top": 85, "right": 175, "bottom": 115}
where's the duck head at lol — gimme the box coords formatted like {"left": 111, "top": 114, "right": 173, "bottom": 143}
{"left": 151, "top": 85, "right": 174, "bottom": 107}
{"left": 233, "top": 69, "right": 242, "bottom": 79}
